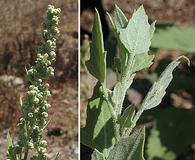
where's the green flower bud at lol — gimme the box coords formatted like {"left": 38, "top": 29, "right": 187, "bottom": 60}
{"left": 28, "top": 113, "right": 33, "bottom": 118}
{"left": 38, "top": 79, "right": 42, "bottom": 83}
{"left": 28, "top": 142, "right": 34, "bottom": 149}
{"left": 47, "top": 66, "right": 54, "bottom": 76}
{"left": 46, "top": 104, "right": 51, "bottom": 108}
{"left": 34, "top": 97, "right": 39, "bottom": 104}
{"left": 34, "top": 109, "right": 39, "bottom": 114}
{"left": 51, "top": 16, "right": 59, "bottom": 25}
{"left": 46, "top": 90, "right": 51, "bottom": 96}
{"left": 45, "top": 83, "right": 49, "bottom": 88}
{"left": 39, "top": 147, "right": 47, "bottom": 153}
{"left": 49, "top": 51, "right": 56, "bottom": 60}
{"left": 42, "top": 112, "right": 48, "bottom": 118}
{"left": 41, "top": 140, "right": 47, "bottom": 146}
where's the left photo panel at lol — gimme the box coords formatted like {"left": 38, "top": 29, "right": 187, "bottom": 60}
{"left": 0, "top": 1, "right": 78, "bottom": 160}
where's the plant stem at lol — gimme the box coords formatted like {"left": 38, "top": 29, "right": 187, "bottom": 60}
{"left": 124, "top": 106, "right": 144, "bottom": 136}
{"left": 114, "top": 53, "right": 135, "bottom": 117}
{"left": 23, "top": 148, "right": 29, "bottom": 160}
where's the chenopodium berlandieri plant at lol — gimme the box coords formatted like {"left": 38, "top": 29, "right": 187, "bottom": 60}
{"left": 6, "top": 5, "right": 60, "bottom": 160}
{"left": 81, "top": 5, "right": 190, "bottom": 160}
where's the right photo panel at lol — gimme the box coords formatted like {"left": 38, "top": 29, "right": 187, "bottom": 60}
{"left": 80, "top": 0, "right": 195, "bottom": 160}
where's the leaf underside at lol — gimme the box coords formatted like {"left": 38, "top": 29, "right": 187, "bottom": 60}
{"left": 91, "top": 149, "right": 105, "bottom": 160}
{"left": 107, "top": 128, "right": 146, "bottom": 160}
{"left": 141, "top": 56, "right": 189, "bottom": 110}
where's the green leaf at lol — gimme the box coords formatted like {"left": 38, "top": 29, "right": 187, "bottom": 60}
{"left": 91, "top": 149, "right": 105, "bottom": 160}
{"left": 118, "top": 105, "right": 135, "bottom": 128}
{"left": 132, "top": 53, "right": 154, "bottom": 73}
{"left": 86, "top": 9, "right": 106, "bottom": 83}
{"left": 141, "top": 56, "right": 189, "bottom": 110}
{"left": 144, "top": 107, "right": 195, "bottom": 158}
{"left": 81, "top": 83, "right": 115, "bottom": 157}
{"left": 107, "top": 127, "right": 145, "bottom": 160}
{"left": 107, "top": 5, "right": 129, "bottom": 70}
{"left": 6, "top": 132, "right": 17, "bottom": 160}
{"left": 152, "top": 26, "right": 195, "bottom": 53}
{"left": 6, "top": 132, "right": 13, "bottom": 148}
{"left": 147, "top": 127, "right": 176, "bottom": 160}
{"left": 113, "top": 5, "right": 128, "bottom": 33}
{"left": 120, "top": 5, "right": 154, "bottom": 55}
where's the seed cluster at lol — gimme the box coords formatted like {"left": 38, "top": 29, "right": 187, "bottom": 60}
{"left": 7, "top": 5, "right": 60, "bottom": 160}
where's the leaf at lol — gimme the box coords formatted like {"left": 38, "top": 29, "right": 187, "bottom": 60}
{"left": 107, "top": 5, "right": 128, "bottom": 70}
{"left": 86, "top": 9, "right": 106, "bottom": 83}
{"left": 132, "top": 53, "right": 154, "bottom": 73}
{"left": 6, "top": 132, "right": 13, "bottom": 148}
{"left": 107, "top": 127, "right": 145, "bottom": 160}
{"left": 120, "top": 5, "right": 154, "bottom": 55}
{"left": 152, "top": 26, "right": 195, "bottom": 53}
{"left": 113, "top": 5, "right": 128, "bottom": 33}
{"left": 81, "top": 83, "right": 115, "bottom": 158}
{"left": 91, "top": 149, "right": 105, "bottom": 160}
{"left": 118, "top": 105, "right": 135, "bottom": 129}
{"left": 150, "top": 21, "right": 156, "bottom": 38}
{"left": 6, "top": 132, "right": 17, "bottom": 160}
{"left": 144, "top": 107, "right": 195, "bottom": 158}
{"left": 147, "top": 127, "right": 176, "bottom": 160}
{"left": 141, "top": 56, "right": 189, "bottom": 110}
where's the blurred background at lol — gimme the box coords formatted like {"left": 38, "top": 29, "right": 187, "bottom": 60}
{"left": 0, "top": 0, "right": 78, "bottom": 159}
{"left": 80, "top": 0, "right": 195, "bottom": 159}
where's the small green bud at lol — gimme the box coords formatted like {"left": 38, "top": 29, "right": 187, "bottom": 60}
{"left": 49, "top": 51, "right": 56, "bottom": 60}
{"left": 27, "top": 68, "right": 34, "bottom": 75}
{"left": 47, "top": 66, "right": 54, "bottom": 76}
{"left": 34, "top": 109, "right": 39, "bottom": 114}
{"left": 29, "top": 85, "right": 35, "bottom": 90}
{"left": 46, "top": 90, "right": 51, "bottom": 96}
{"left": 42, "top": 112, "right": 48, "bottom": 118}
{"left": 46, "top": 104, "right": 51, "bottom": 108}
{"left": 41, "top": 140, "right": 47, "bottom": 146}
{"left": 51, "top": 16, "right": 59, "bottom": 25}
{"left": 45, "top": 83, "right": 49, "bottom": 88}
{"left": 34, "top": 97, "right": 40, "bottom": 104}
{"left": 39, "top": 147, "right": 47, "bottom": 153}
{"left": 28, "top": 113, "right": 33, "bottom": 118}
{"left": 38, "top": 79, "right": 42, "bottom": 83}
{"left": 28, "top": 142, "right": 34, "bottom": 149}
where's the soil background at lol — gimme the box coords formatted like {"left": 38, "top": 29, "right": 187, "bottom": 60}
{"left": 0, "top": 0, "right": 78, "bottom": 159}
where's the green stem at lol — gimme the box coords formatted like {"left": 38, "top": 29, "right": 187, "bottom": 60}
{"left": 114, "top": 53, "right": 135, "bottom": 117}
{"left": 124, "top": 106, "right": 144, "bottom": 136}
{"left": 23, "top": 148, "right": 29, "bottom": 160}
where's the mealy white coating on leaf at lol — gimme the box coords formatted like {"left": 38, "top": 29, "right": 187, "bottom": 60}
{"left": 120, "top": 5, "right": 153, "bottom": 55}
{"left": 141, "top": 56, "right": 188, "bottom": 110}
{"left": 91, "top": 149, "right": 105, "bottom": 160}
{"left": 107, "top": 128, "right": 145, "bottom": 160}
{"left": 150, "top": 21, "right": 156, "bottom": 38}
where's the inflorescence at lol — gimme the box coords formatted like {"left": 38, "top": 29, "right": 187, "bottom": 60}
{"left": 7, "top": 5, "right": 60, "bottom": 160}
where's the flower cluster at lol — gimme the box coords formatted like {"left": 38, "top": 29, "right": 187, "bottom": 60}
{"left": 7, "top": 5, "right": 60, "bottom": 160}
